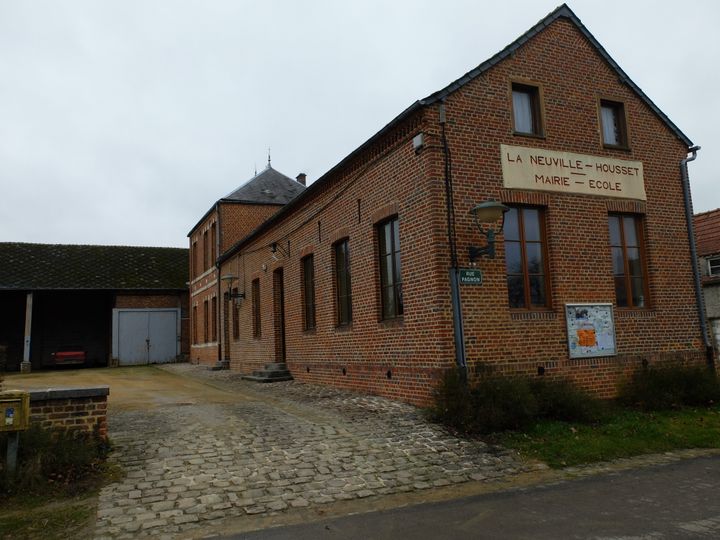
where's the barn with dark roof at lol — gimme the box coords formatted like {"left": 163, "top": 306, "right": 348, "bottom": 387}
{"left": 0, "top": 243, "right": 188, "bottom": 371}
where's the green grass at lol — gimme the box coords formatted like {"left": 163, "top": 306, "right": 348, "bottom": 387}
{"left": 493, "top": 405, "right": 720, "bottom": 468}
{"left": 0, "top": 501, "right": 95, "bottom": 540}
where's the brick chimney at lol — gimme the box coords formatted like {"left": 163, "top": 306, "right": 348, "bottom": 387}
{"left": 296, "top": 173, "right": 307, "bottom": 186}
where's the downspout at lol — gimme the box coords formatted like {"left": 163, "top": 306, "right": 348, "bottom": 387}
{"left": 680, "top": 146, "right": 713, "bottom": 366}
{"left": 439, "top": 101, "right": 468, "bottom": 381}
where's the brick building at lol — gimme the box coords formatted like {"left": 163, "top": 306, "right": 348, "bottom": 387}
{"left": 0, "top": 243, "right": 188, "bottom": 371}
{"left": 216, "top": 4, "right": 710, "bottom": 405}
{"left": 187, "top": 165, "right": 305, "bottom": 366}
{"left": 694, "top": 209, "right": 720, "bottom": 350}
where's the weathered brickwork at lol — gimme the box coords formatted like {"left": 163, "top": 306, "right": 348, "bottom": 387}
{"left": 218, "top": 12, "right": 705, "bottom": 405}
{"left": 28, "top": 388, "right": 109, "bottom": 439}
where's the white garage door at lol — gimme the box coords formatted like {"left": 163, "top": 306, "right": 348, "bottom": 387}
{"left": 113, "top": 309, "right": 179, "bottom": 366}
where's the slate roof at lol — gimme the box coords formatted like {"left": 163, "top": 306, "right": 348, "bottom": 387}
{"left": 218, "top": 3, "right": 694, "bottom": 264}
{"left": 0, "top": 243, "right": 188, "bottom": 291}
{"left": 222, "top": 166, "right": 305, "bottom": 205}
{"left": 694, "top": 209, "right": 720, "bottom": 257}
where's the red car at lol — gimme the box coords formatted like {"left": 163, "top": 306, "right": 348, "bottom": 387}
{"left": 49, "top": 346, "right": 87, "bottom": 366}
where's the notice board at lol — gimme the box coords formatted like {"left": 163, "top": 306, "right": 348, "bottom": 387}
{"left": 565, "top": 303, "right": 616, "bottom": 359}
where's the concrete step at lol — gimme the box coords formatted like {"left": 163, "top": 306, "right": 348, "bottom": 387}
{"left": 242, "top": 373, "right": 294, "bottom": 383}
{"left": 264, "top": 363, "right": 289, "bottom": 371}
{"left": 242, "top": 362, "right": 294, "bottom": 383}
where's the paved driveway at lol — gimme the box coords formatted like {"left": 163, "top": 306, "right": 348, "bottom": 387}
{"left": 82, "top": 364, "right": 538, "bottom": 539}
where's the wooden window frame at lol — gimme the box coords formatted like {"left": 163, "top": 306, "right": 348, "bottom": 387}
{"left": 211, "top": 296, "right": 217, "bottom": 342}
{"left": 504, "top": 205, "right": 552, "bottom": 310}
{"left": 210, "top": 223, "right": 217, "bottom": 265}
{"left": 333, "top": 238, "right": 353, "bottom": 327}
{"left": 251, "top": 279, "right": 261, "bottom": 338}
{"left": 203, "top": 300, "right": 209, "bottom": 343}
{"left": 192, "top": 305, "right": 198, "bottom": 344}
{"left": 191, "top": 241, "right": 198, "bottom": 279}
{"left": 377, "top": 217, "right": 403, "bottom": 320}
{"left": 511, "top": 81, "right": 545, "bottom": 138}
{"left": 609, "top": 214, "right": 649, "bottom": 309}
{"left": 599, "top": 98, "right": 630, "bottom": 150}
{"left": 708, "top": 257, "right": 720, "bottom": 277}
{"left": 203, "top": 230, "right": 209, "bottom": 271}
{"left": 301, "top": 255, "right": 316, "bottom": 331}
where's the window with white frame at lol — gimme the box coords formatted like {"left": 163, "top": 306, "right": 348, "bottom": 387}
{"left": 709, "top": 257, "right": 720, "bottom": 277}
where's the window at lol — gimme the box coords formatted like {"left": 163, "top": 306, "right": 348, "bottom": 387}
{"left": 609, "top": 214, "right": 648, "bottom": 308}
{"left": 203, "top": 300, "right": 209, "bottom": 342}
{"left": 203, "top": 230, "right": 209, "bottom": 271}
{"left": 378, "top": 218, "right": 403, "bottom": 319}
{"left": 232, "top": 288, "right": 240, "bottom": 340}
{"left": 191, "top": 241, "right": 197, "bottom": 278}
{"left": 504, "top": 206, "right": 550, "bottom": 308}
{"left": 210, "top": 223, "right": 217, "bottom": 264}
{"left": 512, "top": 83, "right": 543, "bottom": 136}
{"left": 709, "top": 257, "right": 720, "bottom": 277}
{"left": 252, "top": 279, "right": 261, "bottom": 338}
{"left": 192, "top": 305, "right": 198, "bottom": 344}
{"left": 600, "top": 100, "right": 628, "bottom": 148}
{"left": 334, "top": 239, "right": 352, "bottom": 325}
{"left": 301, "top": 255, "right": 316, "bottom": 330}
{"left": 211, "top": 296, "right": 217, "bottom": 342}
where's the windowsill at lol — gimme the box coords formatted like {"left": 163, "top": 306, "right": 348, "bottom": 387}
{"left": 513, "top": 131, "right": 545, "bottom": 139}
{"left": 303, "top": 328, "right": 317, "bottom": 335}
{"left": 379, "top": 316, "right": 404, "bottom": 328}
{"left": 510, "top": 309, "right": 556, "bottom": 321}
{"left": 334, "top": 323, "right": 353, "bottom": 332}
{"left": 602, "top": 143, "right": 631, "bottom": 152}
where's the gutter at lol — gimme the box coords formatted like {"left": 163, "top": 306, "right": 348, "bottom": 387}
{"left": 680, "top": 146, "right": 714, "bottom": 365}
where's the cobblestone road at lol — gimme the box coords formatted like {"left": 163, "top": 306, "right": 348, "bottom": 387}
{"left": 94, "top": 364, "right": 536, "bottom": 539}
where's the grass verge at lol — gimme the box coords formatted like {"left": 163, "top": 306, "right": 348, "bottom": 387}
{"left": 493, "top": 405, "right": 720, "bottom": 468}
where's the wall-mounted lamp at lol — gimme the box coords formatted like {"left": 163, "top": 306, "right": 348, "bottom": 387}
{"left": 220, "top": 274, "right": 245, "bottom": 300}
{"left": 468, "top": 200, "right": 510, "bottom": 262}
{"left": 271, "top": 241, "right": 290, "bottom": 259}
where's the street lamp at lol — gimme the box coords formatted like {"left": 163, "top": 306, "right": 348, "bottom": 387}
{"left": 468, "top": 200, "right": 510, "bottom": 262}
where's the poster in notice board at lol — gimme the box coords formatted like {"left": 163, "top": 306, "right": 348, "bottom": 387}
{"left": 565, "top": 303, "right": 616, "bottom": 359}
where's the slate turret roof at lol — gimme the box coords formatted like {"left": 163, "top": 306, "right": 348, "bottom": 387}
{"left": 0, "top": 243, "right": 188, "bottom": 290}
{"left": 222, "top": 166, "right": 305, "bottom": 205}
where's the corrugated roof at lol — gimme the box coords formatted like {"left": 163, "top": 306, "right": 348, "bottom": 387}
{"left": 219, "top": 3, "right": 694, "bottom": 264}
{"left": 0, "top": 243, "right": 188, "bottom": 290}
{"left": 694, "top": 209, "right": 720, "bottom": 256}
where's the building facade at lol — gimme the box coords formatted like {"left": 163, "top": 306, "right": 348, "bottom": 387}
{"left": 694, "top": 209, "right": 720, "bottom": 351}
{"left": 217, "top": 5, "right": 709, "bottom": 405}
{"left": 188, "top": 166, "right": 305, "bottom": 366}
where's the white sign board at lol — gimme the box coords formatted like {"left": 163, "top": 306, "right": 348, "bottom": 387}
{"left": 565, "top": 303, "right": 616, "bottom": 359}
{"left": 501, "top": 144, "right": 645, "bottom": 200}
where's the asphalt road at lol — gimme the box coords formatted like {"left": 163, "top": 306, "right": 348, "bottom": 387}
{"left": 233, "top": 455, "right": 720, "bottom": 539}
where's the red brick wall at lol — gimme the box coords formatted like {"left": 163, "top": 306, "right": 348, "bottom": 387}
{"left": 220, "top": 17, "right": 705, "bottom": 405}
{"left": 219, "top": 202, "right": 282, "bottom": 253}
{"left": 29, "top": 394, "right": 108, "bottom": 439}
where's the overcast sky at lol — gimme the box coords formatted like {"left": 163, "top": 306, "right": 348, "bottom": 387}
{"left": 1, "top": 0, "right": 718, "bottom": 248}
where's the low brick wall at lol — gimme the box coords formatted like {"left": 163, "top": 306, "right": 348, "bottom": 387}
{"left": 28, "top": 386, "right": 109, "bottom": 439}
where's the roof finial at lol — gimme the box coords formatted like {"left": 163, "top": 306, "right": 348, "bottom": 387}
{"left": 254, "top": 163, "right": 257, "bottom": 176}
{"left": 267, "top": 147, "right": 271, "bottom": 168}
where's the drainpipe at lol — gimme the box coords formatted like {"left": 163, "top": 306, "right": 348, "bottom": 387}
{"left": 214, "top": 202, "right": 225, "bottom": 368}
{"left": 439, "top": 101, "right": 468, "bottom": 381}
{"left": 680, "top": 146, "right": 713, "bottom": 366}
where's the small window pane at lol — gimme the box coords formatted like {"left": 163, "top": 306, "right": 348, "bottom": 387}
{"left": 709, "top": 258, "right": 720, "bottom": 276}
{"left": 627, "top": 247, "right": 642, "bottom": 277}
{"left": 614, "top": 276, "right": 628, "bottom": 307}
{"left": 505, "top": 242, "right": 522, "bottom": 274}
{"left": 383, "top": 254, "right": 394, "bottom": 286}
{"left": 513, "top": 90, "right": 533, "bottom": 134}
{"left": 631, "top": 277, "right": 645, "bottom": 308}
{"left": 526, "top": 243, "right": 543, "bottom": 274}
{"left": 529, "top": 276, "right": 546, "bottom": 307}
{"left": 612, "top": 247, "right": 625, "bottom": 275}
{"left": 608, "top": 216, "right": 621, "bottom": 246}
{"left": 623, "top": 216, "right": 638, "bottom": 246}
{"left": 523, "top": 209, "right": 541, "bottom": 241}
{"left": 601, "top": 105, "right": 619, "bottom": 145}
{"left": 507, "top": 276, "right": 525, "bottom": 308}
{"left": 504, "top": 208, "right": 520, "bottom": 241}
{"left": 383, "top": 287, "right": 396, "bottom": 320}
